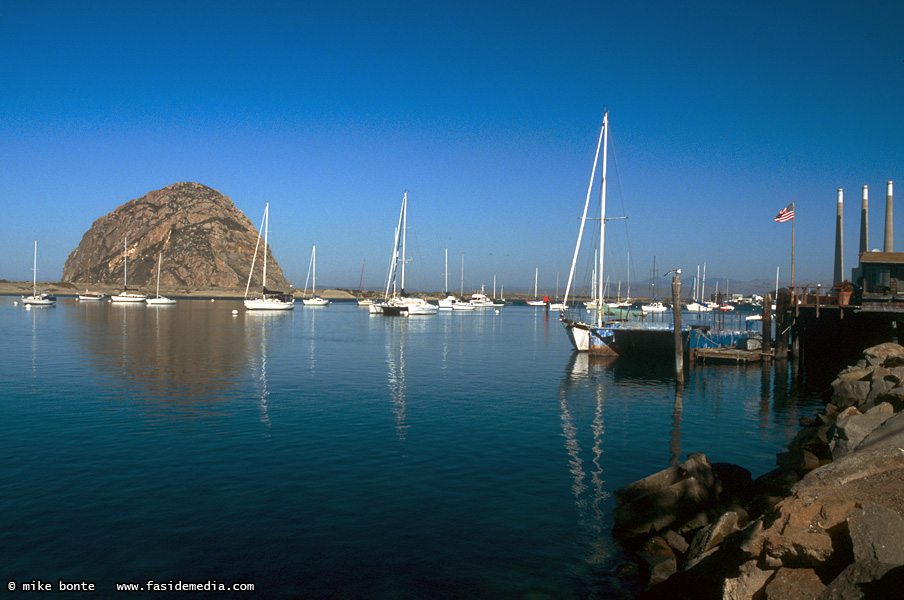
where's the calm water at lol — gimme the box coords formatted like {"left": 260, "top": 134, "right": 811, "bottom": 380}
{"left": 1, "top": 298, "right": 823, "bottom": 599}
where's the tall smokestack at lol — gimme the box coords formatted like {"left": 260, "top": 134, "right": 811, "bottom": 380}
{"left": 834, "top": 189, "right": 844, "bottom": 283}
{"left": 860, "top": 185, "right": 869, "bottom": 256}
{"left": 885, "top": 181, "right": 894, "bottom": 252}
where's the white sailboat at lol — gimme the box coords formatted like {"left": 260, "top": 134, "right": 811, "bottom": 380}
{"left": 561, "top": 112, "right": 612, "bottom": 352}
{"left": 110, "top": 237, "right": 148, "bottom": 303}
{"left": 526, "top": 267, "right": 546, "bottom": 306}
{"left": 375, "top": 192, "right": 437, "bottom": 316}
{"left": 244, "top": 203, "right": 295, "bottom": 311}
{"left": 146, "top": 252, "right": 176, "bottom": 305}
{"left": 302, "top": 245, "right": 330, "bottom": 306}
{"left": 21, "top": 240, "right": 57, "bottom": 306}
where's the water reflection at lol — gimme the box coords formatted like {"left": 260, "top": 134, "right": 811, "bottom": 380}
{"left": 76, "top": 300, "right": 250, "bottom": 401}
{"left": 559, "top": 352, "right": 617, "bottom": 567}
{"left": 384, "top": 318, "right": 408, "bottom": 441}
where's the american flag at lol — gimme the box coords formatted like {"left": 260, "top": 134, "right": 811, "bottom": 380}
{"left": 774, "top": 203, "right": 794, "bottom": 223}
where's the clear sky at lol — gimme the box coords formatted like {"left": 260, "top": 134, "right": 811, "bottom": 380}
{"left": 3, "top": 1, "right": 904, "bottom": 294}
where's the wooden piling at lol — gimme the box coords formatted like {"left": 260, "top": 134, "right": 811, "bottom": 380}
{"left": 762, "top": 293, "right": 772, "bottom": 355}
{"left": 672, "top": 276, "right": 684, "bottom": 383}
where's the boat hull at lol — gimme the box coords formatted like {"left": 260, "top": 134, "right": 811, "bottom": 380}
{"left": 111, "top": 293, "right": 147, "bottom": 303}
{"left": 244, "top": 297, "right": 295, "bottom": 310}
{"left": 302, "top": 297, "right": 330, "bottom": 306}
{"left": 146, "top": 297, "right": 176, "bottom": 305}
{"left": 22, "top": 294, "right": 57, "bottom": 306}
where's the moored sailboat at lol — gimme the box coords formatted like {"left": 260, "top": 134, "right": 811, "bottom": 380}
{"left": 110, "top": 237, "right": 147, "bottom": 303}
{"left": 146, "top": 252, "right": 176, "bottom": 305}
{"left": 374, "top": 192, "right": 437, "bottom": 317}
{"left": 244, "top": 203, "right": 295, "bottom": 311}
{"left": 21, "top": 240, "right": 57, "bottom": 307}
{"left": 302, "top": 245, "right": 330, "bottom": 306}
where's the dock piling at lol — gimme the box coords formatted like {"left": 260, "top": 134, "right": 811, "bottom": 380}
{"left": 672, "top": 276, "right": 684, "bottom": 384}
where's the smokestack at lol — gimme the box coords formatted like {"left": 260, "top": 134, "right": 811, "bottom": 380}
{"left": 859, "top": 186, "right": 868, "bottom": 256}
{"left": 885, "top": 181, "right": 894, "bottom": 252}
{"left": 834, "top": 189, "right": 843, "bottom": 283}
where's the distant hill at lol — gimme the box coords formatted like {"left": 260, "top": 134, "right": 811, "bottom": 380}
{"left": 61, "top": 182, "right": 292, "bottom": 290}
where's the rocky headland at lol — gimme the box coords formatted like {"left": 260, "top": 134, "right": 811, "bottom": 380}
{"left": 61, "top": 182, "right": 292, "bottom": 292}
{"left": 613, "top": 342, "right": 904, "bottom": 599}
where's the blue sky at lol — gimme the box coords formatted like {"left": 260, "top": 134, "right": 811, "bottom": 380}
{"left": 3, "top": 1, "right": 904, "bottom": 294}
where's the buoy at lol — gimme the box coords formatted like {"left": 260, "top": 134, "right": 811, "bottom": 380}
{"left": 232, "top": 309, "right": 238, "bottom": 315}
{"left": 211, "top": 299, "right": 215, "bottom": 302}
{"left": 13, "top": 301, "right": 18, "bottom": 306}
{"left": 495, "top": 309, "right": 500, "bottom": 314}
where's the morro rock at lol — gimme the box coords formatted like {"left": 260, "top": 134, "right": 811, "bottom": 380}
{"left": 61, "top": 182, "right": 292, "bottom": 290}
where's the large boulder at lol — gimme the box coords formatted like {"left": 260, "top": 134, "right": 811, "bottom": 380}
{"left": 613, "top": 453, "right": 720, "bottom": 543}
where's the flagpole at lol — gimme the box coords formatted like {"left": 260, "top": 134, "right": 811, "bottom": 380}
{"left": 791, "top": 200, "right": 795, "bottom": 295}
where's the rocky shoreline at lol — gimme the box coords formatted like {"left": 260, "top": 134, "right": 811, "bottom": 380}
{"left": 613, "top": 342, "right": 904, "bottom": 599}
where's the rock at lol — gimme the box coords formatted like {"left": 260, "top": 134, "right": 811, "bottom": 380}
{"left": 794, "top": 446, "right": 904, "bottom": 491}
{"left": 712, "top": 462, "right": 753, "bottom": 505}
{"left": 613, "top": 453, "right": 720, "bottom": 543}
{"left": 855, "top": 410, "right": 904, "bottom": 454}
{"left": 816, "top": 559, "right": 901, "bottom": 599}
{"left": 847, "top": 503, "right": 904, "bottom": 564}
{"left": 721, "top": 560, "right": 773, "bottom": 600}
{"left": 830, "top": 380, "right": 871, "bottom": 409}
{"left": 763, "top": 567, "right": 825, "bottom": 600}
{"left": 776, "top": 448, "right": 821, "bottom": 472}
{"left": 638, "top": 536, "right": 677, "bottom": 587}
{"left": 863, "top": 342, "right": 904, "bottom": 363}
{"left": 828, "top": 410, "right": 895, "bottom": 459}
{"left": 662, "top": 529, "right": 689, "bottom": 555}
{"left": 61, "top": 182, "right": 294, "bottom": 290}
{"left": 686, "top": 511, "right": 743, "bottom": 565}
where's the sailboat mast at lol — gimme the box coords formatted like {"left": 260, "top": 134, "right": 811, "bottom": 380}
{"left": 156, "top": 253, "right": 162, "bottom": 297}
{"left": 262, "top": 203, "right": 269, "bottom": 288}
{"left": 32, "top": 240, "right": 37, "bottom": 295}
{"left": 461, "top": 253, "right": 464, "bottom": 296}
{"left": 312, "top": 245, "right": 317, "bottom": 295}
{"left": 534, "top": 267, "right": 538, "bottom": 298}
{"left": 444, "top": 248, "right": 448, "bottom": 295}
{"left": 400, "top": 191, "right": 407, "bottom": 295}
{"left": 597, "top": 110, "right": 609, "bottom": 327}
{"left": 124, "top": 237, "right": 128, "bottom": 288}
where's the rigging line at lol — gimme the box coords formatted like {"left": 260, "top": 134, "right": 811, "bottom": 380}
{"left": 608, "top": 130, "right": 635, "bottom": 286}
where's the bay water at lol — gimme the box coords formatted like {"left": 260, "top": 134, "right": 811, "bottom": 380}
{"left": 0, "top": 298, "right": 824, "bottom": 598}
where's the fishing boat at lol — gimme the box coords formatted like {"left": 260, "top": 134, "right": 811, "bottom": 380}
{"left": 373, "top": 192, "right": 437, "bottom": 316}
{"left": 302, "top": 245, "right": 330, "bottom": 306}
{"left": 146, "top": 252, "right": 176, "bottom": 305}
{"left": 243, "top": 203, "right": 295, "bottom": 311}
{"left": 641, "top": 301, "right": 667, "bottom": 314}
{"left": 21, "top": 240, "right": 57, "bottom": 306}
{"left": 110, "top": 237, "right": 148, "bottom": 303}
{"left": 468, "top": 289, "right": 495, "bottom": 307}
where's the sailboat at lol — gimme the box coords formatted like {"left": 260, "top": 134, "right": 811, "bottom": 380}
{"left": 375, "top": 192, "right": 437, "bottom": 316}
{"left": 146, "top": 252, "right": 176, "bottom": 305}
{"left": 77, "top": 249, "right": 105, "bottom": 301}
{"left": 560, "top": 111, "right": 621, "bottom": 353}
{"left": 561, "top": 112, "right": 689, "bottom": 357}
{"left": 526, "top": 268, "right": 546, "bottom": 306}
{"left": 302, "top": 245, "right": 330, "bottom": 306}
{"left": 110, "top": 237, "right": 148, "bottom": 302}
{"left": 357, "top": 259, "right": 373, "bottom": 306}
{"left": 243, "top": 203, "right": 295, "bottom": 311}
{"left": 21, "top": 240, "right": 57, "bottom": 306}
